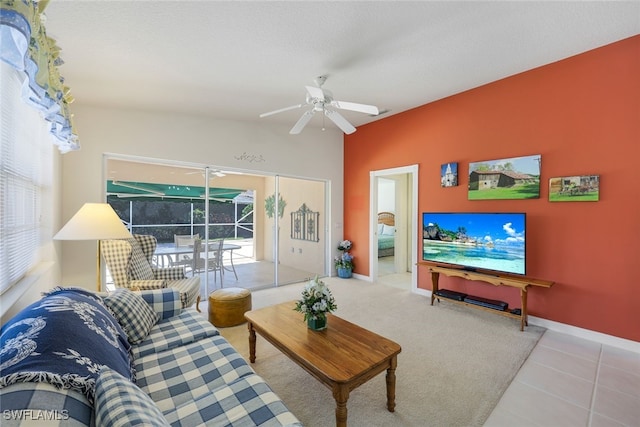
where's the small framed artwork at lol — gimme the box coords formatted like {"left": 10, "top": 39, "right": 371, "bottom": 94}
{"left": 549, "top": 175, "right": 599, "bottom": 202}
{"left": 441, "top": 162, "right": 458, "bottom": 187}
{"left": 468, "top": 154, "right": 541, "bottom": 200}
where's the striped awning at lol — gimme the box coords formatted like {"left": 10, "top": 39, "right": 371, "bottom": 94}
{"left": 107, "top": 180, "right": 245, "bottom": 202}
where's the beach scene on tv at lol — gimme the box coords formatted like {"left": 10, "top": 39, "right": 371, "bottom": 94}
{"left": 422, "top": 212, "right": 526, "bottom": 275}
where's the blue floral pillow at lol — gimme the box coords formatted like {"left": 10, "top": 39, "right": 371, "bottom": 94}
{"left": 0, "top": 287, "right": 134, "bottom": 403}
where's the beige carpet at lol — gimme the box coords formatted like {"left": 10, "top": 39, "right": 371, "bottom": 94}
{"left": 201, "top": 277, "right": 545, "bottom": 427}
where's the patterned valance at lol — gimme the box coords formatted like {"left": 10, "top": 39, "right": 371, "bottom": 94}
{"left": 0, "top": 0, "right": 79, "bottom": 152}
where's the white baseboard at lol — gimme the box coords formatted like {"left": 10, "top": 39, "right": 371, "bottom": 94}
{"left": 421, "top": 288, "right": 639, "bottom": 353}
{"left": 528, "top": 315, "right": 640, "bottom": 354}
{"left": 414, "top": 287, "right": 430, "bottom": 297}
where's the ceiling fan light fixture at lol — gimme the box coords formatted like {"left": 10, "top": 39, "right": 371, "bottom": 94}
{"left": 261, "top": 76, "right": 378, "bottom": 135}
{"left": 314, "top": 75, "right": 327, "bottom": 87}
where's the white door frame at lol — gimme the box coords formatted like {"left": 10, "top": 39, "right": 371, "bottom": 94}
{"left": 369, "top": 164, "right": 419, "bottom": 291}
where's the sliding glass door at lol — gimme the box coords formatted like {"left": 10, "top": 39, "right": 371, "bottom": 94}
{"left": 271, "top": 176, "right": 326, "bottom": 285}
{"left": 104, "top": 156, "right": 327, "bottom": 293}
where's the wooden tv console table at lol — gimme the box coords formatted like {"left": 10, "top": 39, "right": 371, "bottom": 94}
{"left": 419, "top": 262, "right": 554, "bottom": 331}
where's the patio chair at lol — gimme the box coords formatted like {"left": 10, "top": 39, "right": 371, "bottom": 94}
{"left": 170, "top": 233, "right": 200, "bottom": 274}
{"left": 194, "top": 238, "right": 225, "bottom": 285}
{"left": 100, "top": 234, "right": 201, "bottom": 311}
{"left": 174, "top": 233, "right": 199, "bottom": 246}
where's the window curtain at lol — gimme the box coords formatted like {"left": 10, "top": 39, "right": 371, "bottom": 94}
{"left": 0, "top": 0, "right": 79, "bottom": 152}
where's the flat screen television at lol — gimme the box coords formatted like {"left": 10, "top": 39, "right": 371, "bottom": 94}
{"left": 422, "top": 212, "right": 526, "bottom": 276}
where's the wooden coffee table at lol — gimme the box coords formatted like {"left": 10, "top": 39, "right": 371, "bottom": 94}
{"left": 245, "top": 301, "right": 401, "bottom": 427}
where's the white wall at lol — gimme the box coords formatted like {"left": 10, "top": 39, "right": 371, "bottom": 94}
{"left": 377, "top": 177, "right": 396, "bottom": 213}
{"left": 60, "top": 104, "right": 344, "bottom": 287}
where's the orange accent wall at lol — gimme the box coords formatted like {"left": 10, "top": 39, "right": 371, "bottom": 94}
{"left": 344, "top": 35, "right": 640, "bottom": 342}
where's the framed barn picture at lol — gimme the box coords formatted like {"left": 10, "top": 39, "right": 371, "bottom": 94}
{"left": 468, "top": 154, "right": 541, "bottom": 200}
{"left": 549, "top": 175, "right": 599, "bottom": 202}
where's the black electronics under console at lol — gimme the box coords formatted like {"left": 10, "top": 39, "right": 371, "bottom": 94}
{"left": 434, "top": 289, "right": 467, "bottom": 301}
{"left": 463, "top": 295, "right": 508, "bottom": 311}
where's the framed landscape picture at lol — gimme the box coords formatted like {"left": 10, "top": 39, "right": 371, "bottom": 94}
{"left": 468, "top": 154, "right": 541, "bottom": 200}
{"left": 549, "top": 175, "right": 599, "bottom": 202}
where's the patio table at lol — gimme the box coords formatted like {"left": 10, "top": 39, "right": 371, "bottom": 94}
{"left": 154, "top": 242, "right": 241, "bottom": 280}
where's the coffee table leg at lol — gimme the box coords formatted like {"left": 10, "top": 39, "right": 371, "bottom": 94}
{"left": 248, "top": 322, "right": 256, "bottom": 363}
{"left": 386, "top": 355, "right": 397, "bottom": 412}
{"left": 332, "top": 384, "right": 350, "bottom": 427}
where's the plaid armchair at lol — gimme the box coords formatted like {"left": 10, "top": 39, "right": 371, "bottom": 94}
{"left": 100, "top": 234, "right": 201, "bottom": 311}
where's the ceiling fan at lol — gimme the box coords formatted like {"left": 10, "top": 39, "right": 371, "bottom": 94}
{"left": 260, "top": 75, "right": 379, "bottom": 135}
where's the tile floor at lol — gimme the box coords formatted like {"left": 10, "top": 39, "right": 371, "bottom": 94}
{"left": 485, "top": 330, "right": 640, "bottom": 426}
{"left": 377, "top": 256, "right": 413, "bottom": 290}
{"left": 191, "top": 239, "right": 319, "bottom": 292}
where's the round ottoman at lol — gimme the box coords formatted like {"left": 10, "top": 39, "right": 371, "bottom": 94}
{"left": 208, "top": 287, "right": 252, "bottom": 327}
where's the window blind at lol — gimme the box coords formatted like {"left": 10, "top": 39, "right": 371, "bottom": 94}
{"left": 0, "top": 62, "right": 50, "bottom": 294}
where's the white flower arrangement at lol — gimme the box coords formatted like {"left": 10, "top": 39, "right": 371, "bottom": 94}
{"left": 294, "top": 276, "right": 337, "bottom": 322}
{"left": 337, "top": 240, "right": 352, "bottom": 251}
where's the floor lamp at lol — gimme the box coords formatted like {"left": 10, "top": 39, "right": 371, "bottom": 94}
{"left": 54, "top": 203, "right": 132, "bottom": 291}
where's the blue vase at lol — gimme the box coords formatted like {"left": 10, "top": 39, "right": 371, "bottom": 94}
{"left": 307, "top": 316, "right": 327, "bottom": 331}
{"left": 337, "top": 267, "right": 352, "bottom": 278}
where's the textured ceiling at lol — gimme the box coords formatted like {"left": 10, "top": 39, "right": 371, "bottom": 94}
{"left": 45, "top": 1, "right": 640, "bottom": 133}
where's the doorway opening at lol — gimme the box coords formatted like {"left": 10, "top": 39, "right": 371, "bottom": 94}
{"left": 370, "top": 165, "right": 418, "bottom": 291}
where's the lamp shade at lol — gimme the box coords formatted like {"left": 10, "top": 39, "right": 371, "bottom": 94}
{"left": 54, "top": 203, "right": 132, "bottom": 240}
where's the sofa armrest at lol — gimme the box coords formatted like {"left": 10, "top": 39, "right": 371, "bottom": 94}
{"left": 136, "top": 288, "right": 182, "bottom": 320}
{"left": 152, "top": 267, "right": 185, "bottom": 281}
{"left": 0, "top": 376, "right": 94, "bottom": 426}
{"left": 130, "top": 279, "right": 166, "bottom": 290}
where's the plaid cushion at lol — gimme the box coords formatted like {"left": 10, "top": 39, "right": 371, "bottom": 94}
{"left": 103, "top": 288, "right": 160, "bottom": 344}
{"left": 128, "top": 238, "right": 155, "bottom": 280}
{"left": 132, "top": 309, "right": 219, "bottom": 359}
{"left": 0, "top": 381, "right": 93, "bottom": 426}
{"left": 134, "top": 335, "right": 254, "bottom": 413}
{"left": 136, "top": 288, "right": 182, "bottom": 320}
{"left": 95, "top": 367, "right": 169, "bottom": 427}
{"left": 163, "top": 374, "right": 302, "bottom": 427}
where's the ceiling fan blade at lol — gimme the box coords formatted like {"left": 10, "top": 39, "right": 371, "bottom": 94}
{"left": 305, "top": 85, "right": 325, "bottom": 101}
{"left": 290, "top": 109, "right": 315, "bottom": 134}
{"left": 259, "top": 104, "right": 303, "bottom": 118}
{"left": 324, "top": 109, "right": 357, "bottom": 134}
{"left": 330, "top": 100, "right": 379, "bottom": 115}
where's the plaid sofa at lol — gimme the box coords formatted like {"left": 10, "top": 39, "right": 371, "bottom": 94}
{"left": 0, "top": 288, "right": 302, "bottom": 427}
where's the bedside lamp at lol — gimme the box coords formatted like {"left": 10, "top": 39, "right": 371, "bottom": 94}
{"left": 54, "top": 203, "right": 132, "bottom": 291}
